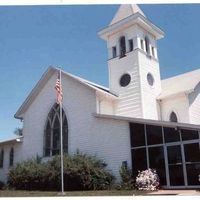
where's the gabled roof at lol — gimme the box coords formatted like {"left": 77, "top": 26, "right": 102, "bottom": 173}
{"left": 110, "top": 4, "right": 146, "bottom": 25}
{"left": 14, "top": 66, "right": 118, "bottom": 119}
{"left": 158, "top": 68, "right": 200, "bottom": 99}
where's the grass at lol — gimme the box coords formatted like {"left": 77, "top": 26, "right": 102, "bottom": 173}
{"left": 0, "top": 189, "right": 148, "bottom": 197}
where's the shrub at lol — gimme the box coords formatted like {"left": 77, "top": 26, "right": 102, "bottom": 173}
{"left": 118, "top": 163, "right": 134, "bottom": 190}
{"left": 135, "top": 168, "right": 159, "bottom": 191}
{"left": 7, "top": 158, "right": 52, "bottom": 190}
{"left": 49, "top": 153, "right": 114, "bottom": 190}
{"left": 0, "top": 181, "right": 5, "bottom": 190}
{"left": 8, "top": 153, "right": 114, "bottom": 191}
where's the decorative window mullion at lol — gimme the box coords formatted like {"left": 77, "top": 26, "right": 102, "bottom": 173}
{"left": 44, "top": 103, "right": 68, "bottom": 157}
{"left": 50, "top": 127, "right": 53, "bottom": 156}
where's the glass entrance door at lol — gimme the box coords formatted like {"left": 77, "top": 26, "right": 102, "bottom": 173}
{"left": 184, "top": 143, "right": 200, "bottom": 186}
{"left": 167, "top": 143, "right": 200, "bottom": 187}
{"left": 167, "top": 145, "right": 185, "bottom": 186}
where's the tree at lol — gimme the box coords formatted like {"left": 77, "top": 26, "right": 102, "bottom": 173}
{"left": 14, "top": 127, "right": 23, "bottom": 136}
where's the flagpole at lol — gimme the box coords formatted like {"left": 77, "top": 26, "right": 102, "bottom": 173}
{"left": 59, "top": 68, "right": 64, "bottom": 194}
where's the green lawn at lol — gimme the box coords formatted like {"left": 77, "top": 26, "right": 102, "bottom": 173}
{"left": 0, "top": 189, "right": 148, "bottom": 197}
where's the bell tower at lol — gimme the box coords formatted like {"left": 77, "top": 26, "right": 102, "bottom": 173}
{"left": 98, "top": 4, "right": 164, "bottom": 120}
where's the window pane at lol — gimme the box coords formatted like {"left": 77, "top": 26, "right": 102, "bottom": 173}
{"left": 140, "top": 39, "right": 144, "bottom": 50}
{"left": 186, "top": 163, "right": 200, "bottom": 185}
{"left": 181, "top": 129, "right": 199, "bottom": 141}
{"left": 146, "top": 125, "right": 163, "bottom": 145}
{"left": 170, "top": 112, "right": 178, "bottom": 122}
{"left": 184, "top": 143, "right": 200, "bottom": 162}
{"left": 53, "top": 128, "right": 60, "bottom": 150}
{"left": 63, "top": 117, "right": 68, "bottom": 153}
{"left": 145, "top": 36, "right": 150, "bottom": 53}
{"left": 164, "top": 127, "right": 180, "bottom": 143}
{"left": 119, "top": 36, "right": 126, "bottom": 58}
{"left": 45, "top": 129, "right": 51, "bottom": 148}
{"left": 167, "top": 145, "right": 182, "bottom": 164}
{"left": 53, "top": 116, "right": 60, "bottom": 129}
{"left": 10, "top": 148, "right": 14, "bottom": 167}
{"left": 120, "top": 74, "right": 131, "bottom": 87}
{"left": 130, "top": 123, "right": 145, "bottom": 147}
{"left": 112, "top": 46, "right": 117, "bottom": 58}
{"left": 149, "top": 146, "right": 166, "bottom": 185}
{"left": 129, "top": 39, "right": 133, "bottom": 52}
{"left": 45, "top": 149, "right": 50, "bottom": 157}
{"left": 169, "top": 165, "right": 184, "bottom": 186}
{"left": 151, "top": 47, "right": 155, "bottom": 57}
{"left": 147, "top": 73, "right": 154, "bottom": 86}
{"left": 132, "top": 148, "right": 147, "bottom": 177}
{"left": 52, "top": 149, "right": 60, "bottom": 156}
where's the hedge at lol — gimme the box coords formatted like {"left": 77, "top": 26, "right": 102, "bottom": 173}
{"left": 8, "top": 152, "right": 114, "bottom": 191}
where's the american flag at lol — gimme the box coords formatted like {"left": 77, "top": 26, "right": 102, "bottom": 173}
{"left": 55, "top": 71, "right": 63, "bottom": 104}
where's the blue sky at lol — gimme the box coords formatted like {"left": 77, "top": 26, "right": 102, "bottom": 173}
{"left": 0, "top": 4, "right": 200, "bottom": 140}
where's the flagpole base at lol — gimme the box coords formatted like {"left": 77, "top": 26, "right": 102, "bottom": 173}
{"left": 57, "top": 192, "right": 66, "bottom": 196}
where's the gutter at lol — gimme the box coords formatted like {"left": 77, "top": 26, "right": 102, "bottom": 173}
{"left": 0, "top": 136, "right": 23, "bottom": 145}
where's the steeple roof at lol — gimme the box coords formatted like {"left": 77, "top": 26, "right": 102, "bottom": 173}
{"left": 110, "top": 4, "right": 145, "bottom": 25}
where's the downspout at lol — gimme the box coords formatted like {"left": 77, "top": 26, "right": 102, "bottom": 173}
{"left": 158, "top": 99, "right": 163, "bottom": 121}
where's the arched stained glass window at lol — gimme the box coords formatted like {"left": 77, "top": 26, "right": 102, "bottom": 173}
{"left": 170, "top": 111, "right": 178, "bottom": 123}
{"left": 44, "top": 104, "right": 68, "bottom": 157}
{"left": 9, "top": 148, "right": 14, "bottom": 167}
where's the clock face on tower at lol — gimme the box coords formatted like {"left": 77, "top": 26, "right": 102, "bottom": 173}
{"left": 120, "top": 73, "right": 131, "bottom": 87}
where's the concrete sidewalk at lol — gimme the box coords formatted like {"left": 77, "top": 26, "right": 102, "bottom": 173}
{"left": 147, "top": 190, "right": 200, "bottom": 196}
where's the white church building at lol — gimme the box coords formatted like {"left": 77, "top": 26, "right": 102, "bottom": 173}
{"left": 0, "top": 4, "right": 200, "bottom": 189}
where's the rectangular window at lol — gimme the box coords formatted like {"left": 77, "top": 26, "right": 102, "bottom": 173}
{"left": 186, "top": 163, "right": 200, "bottom": 185}
{"left": 130, "top": 123, "right": 145, "bottom": 147}
{"left": 184, "top": 143, "right": 200, "bottom": 162}
{"left": 181, "top": 129, "right": 199, "bottom": 141}
{"left": 128, "top": 39, "right": 133, "bottom": 52}
{"left": 167, "top": 145, "right": 182, "bottom": 164}
{"left": 132, "top": 148, "right": 147, "bottom": 177}
{"left": 167, "top": 145, "right": 185, "bottom": 186}
{"left": 146, "top": 125, "right": 163, "bottom": 145}
{"left": 112, "top": 46, "right": 117, "bottom": 58}
{"left": 149, "top": 146, "right": 166, "bottom": 185}
{"left": 169, "top": 165, "right": 185, "bottom": 186}
{"left": 164, "top": 127, "right": 180, "bottom": 143}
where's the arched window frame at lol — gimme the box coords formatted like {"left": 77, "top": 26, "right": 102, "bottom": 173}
{"left": 44, "top": 103, "right": 68, "bottom": 157}
{"left": 119, "top": 36, "right": 126, "bottom": 58}
{"left": 169, "top": 111, "right": 178, "bottom": 123}
{"left": 9, "top": 147, "right": 14, "bottom": 167}
{"left": 0, "top": 149, "right": 4, "bottom": 168}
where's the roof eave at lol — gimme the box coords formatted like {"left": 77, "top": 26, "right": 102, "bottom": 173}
{"left": 14, "top": 66, "right": 117, "bottom": 119}
{"left": 14, "top": 66, "right": 57, "bottom": 119}
{"left": 94, "top": 113, "right": 200, "bottom": 130}
{"left": 0, "top": 136, "right": 23, "bottom": 145}
{"left": 98, "top": 13, "right": 164, "bottom": 41}
{"left": 61, "top": 71, "right": 118, "bottom": 99}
